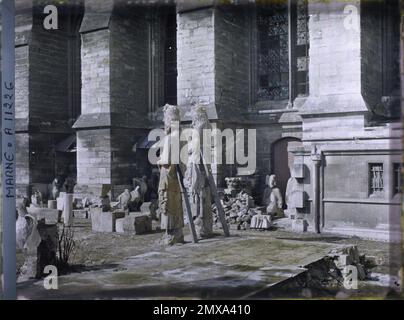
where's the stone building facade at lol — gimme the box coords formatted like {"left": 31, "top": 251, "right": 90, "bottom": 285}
{"left": 11, "top": 0, "right": 403, "bottom": 239}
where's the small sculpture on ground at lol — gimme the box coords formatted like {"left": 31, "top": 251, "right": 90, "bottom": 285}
{"left": 51, "top": 177, "right": 61, "bottom": 200}
{"left": 116, "top": 189, "right": 131, "bottom": 210}
{"left": 16, "top": 199, "right": 43, "bottom": 280}
{"left": 285, "top": 176, "right": 299, "bottom": 218}
{"left": 31, "top": 189, "right": 42, "bottom": 207}
{"left": 133, "top": 175, "right": 148, "bottom": 202}
{"left": 158, "top": 104, "right": 184, "bottom": 245}
{"left": 129, "top": 186, "right": 142, "bottom": 211}
{"left": 265, "top": 174, "right": 284, "bottom": 218}
{"left": 184, "top": 105, "right": 213, "bottom": 238}
{"left": 250, "top": 174, "right": 283, "bottom": 230}
{"left": 16, "top": 199, "right": 32, "bottom": 249}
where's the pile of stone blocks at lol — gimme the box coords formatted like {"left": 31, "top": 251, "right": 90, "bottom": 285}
{"left": 116, "top": 212, "right": 152, "bottom": 235}
{"left": 90, "top": 207, "right": 125, "bottom": 232}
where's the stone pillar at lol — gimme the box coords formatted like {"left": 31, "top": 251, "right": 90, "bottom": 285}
{"left": 63, "top": 194, "right": 74, "bottom": 226}
{"left": 74, "top": 0, "right": 152, "bottom": 198}
{"left": 310, "top": 146, "right": 322, "bottom": 234}
{"left": 301, "top": 0, "right": 368, "bottom": 140}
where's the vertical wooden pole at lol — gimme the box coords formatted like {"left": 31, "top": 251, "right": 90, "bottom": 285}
{"left": 1, "top": 0, "right": 17, "bottom": 300}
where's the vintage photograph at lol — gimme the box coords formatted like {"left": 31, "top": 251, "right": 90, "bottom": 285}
{"left": 0, "top": 0, "right": 403, "bottom": 301}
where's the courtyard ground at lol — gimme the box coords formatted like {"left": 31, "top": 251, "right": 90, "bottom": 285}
{"left": 12, "top": 217, "right": 402, "bottom": 300}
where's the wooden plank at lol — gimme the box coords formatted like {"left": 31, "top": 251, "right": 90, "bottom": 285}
{"left": 175, "top": 165, "right": 198, "bottom": 243}
{"left": 200, "top": 155, "right": 230, "bottom": 237}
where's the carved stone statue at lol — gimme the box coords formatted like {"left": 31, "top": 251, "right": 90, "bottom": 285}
{"left": 265, "top": 174, "right": 284, "bottom": 218}
{"left": 116, "top": 189, "right": 131, "bottom": 210}
{"left": 158, "top": 104, "right": 184, "bottom": 245}
{"left": 16, "top": 199, "right": 32, "bottom": 249}
{"left": 16, "top": 199, "right": 43, "bottom": 280}
{"left": 133, "top": 175, "right": 148, "bottom": 202}
{"left": 51, "top": 178, "right": 61, "bottom": 200}
{"left": 31, "top": 189, "right": 42, "bottom": 207}
{"left": 129, "top": 186, "right": 142, "bottom": 211}
{"left": 285, "top": 176, "right": 299, "bottom": 218}
{"left": 251, "top": 174, "right": 283, "bottom": 230}
{"left": 184, "top": 105, "right": 213, "bottom": 238}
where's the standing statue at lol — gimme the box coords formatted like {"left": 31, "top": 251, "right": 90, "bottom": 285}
{"left": 184, "top": 105, "right": 213, "bottom": 238}
{"left": 157, "top": 104, "right": 184, "bottom": 245}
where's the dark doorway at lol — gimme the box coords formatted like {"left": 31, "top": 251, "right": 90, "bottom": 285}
{"left": 271, "top": 137, "right": 301, "bottom": 208}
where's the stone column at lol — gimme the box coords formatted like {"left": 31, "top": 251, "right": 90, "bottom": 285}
{"left": 310, "top": 146, "right": 322, "bottom": 234}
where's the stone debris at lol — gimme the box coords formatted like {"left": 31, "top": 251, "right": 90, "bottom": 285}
{"left": 327, "top": 246, "right": 376, "bottom": 281}
{"left": 212, "top": 190, "right": 262, "bottom": 230}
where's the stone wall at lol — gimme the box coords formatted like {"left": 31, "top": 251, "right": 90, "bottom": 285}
{"left": 14, "top": 2, "right": 83, "bottom": 195}
{"left": 81, "top": 29, "right": 110, "bottom": 114}
{"left": 214, "top": 6, "right": 250, "bottom": 119}
{"left": 77, "top": 129, "right": 111, "bottom": 186}
{"left": 110, "top": 7, "right": 149, "bottom": 117}
{"left": 177, "top": 8, "right": 216, "bottom": 116}
{"left": 303, "top": 0, "right": 367, "bottom": 115}
{"left": 76, "top": 2, "right": 152, "bottom": 197}
{"left": 360, "top": 0, "right": 383, "bottom": 113}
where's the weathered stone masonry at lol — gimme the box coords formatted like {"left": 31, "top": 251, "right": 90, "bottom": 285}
{"left": 12, "top": 0, "right": 403, "bottom": 239}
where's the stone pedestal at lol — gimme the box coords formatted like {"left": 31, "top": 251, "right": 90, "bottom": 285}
{"left": 57, "top": 192, "right": 66, "bottom": 211}
{"left": 73, "top": 209, "right": 89, "bottom": 219}
{"left": 91, "top": 208, "right": 125, "bottom": 232}
{"left": 116, "top": 213, "right": 152, "bottom": 235}
{"left": 63, "top": 193, "right": 74, "bottom": 226}
{"left": 140, "top": 201, "right": 157, "bottom": 220}
{"left": 292, "top": 219, "right": 308, "bottom": 233}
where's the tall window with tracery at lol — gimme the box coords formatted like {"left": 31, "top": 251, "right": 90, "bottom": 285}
{"left": 254, "top": 0, "right": 309, "bottom": 104}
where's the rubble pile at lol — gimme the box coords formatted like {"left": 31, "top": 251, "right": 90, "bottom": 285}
{"left": 327, "top": 245, "right": 376, "bottom": 281}
{"left": 212, "top": 191, "right": 263, "bottom": 230}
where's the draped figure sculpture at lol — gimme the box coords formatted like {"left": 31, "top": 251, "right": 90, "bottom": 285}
{"left": 184, "top": 105, "right": 213, "bottom": 238}
{"left": 157, "top": 104, "right": 184, "bottom": 245}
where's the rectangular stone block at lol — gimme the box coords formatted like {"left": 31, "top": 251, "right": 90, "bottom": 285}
{"left": 91, "top": 208, "right": 125, "bottom": 232}
{"left": 73, "top": 210, "right": 89, "bottom": 219}
{"left": 57, "top": 192, "right": 66, "bottom": 211}
{"left": 289, "top": 191, "right": 305, "bottom": 209}
{"left": 140, "top": 201, "right": 157, "bottom": 219}
{"left": 122, "top": 213, "right": 152, "bottom": 234}
{"left": 291, "top": 219, "right": 308, "bottom": 233}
